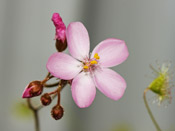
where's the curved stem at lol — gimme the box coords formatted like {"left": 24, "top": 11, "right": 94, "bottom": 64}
{"left": 41, "top": 72, "right": 54, "bottom": 85}
{"left": 27, "top": 98, "right": 40, "bottom": 131}
{"left": 44, "top": 80, "right": 67, "bottom": 88}
{"left": 143, "top": 87, "right": 161, "bottom": 131}
{"left": 48, "top": 89, "right": 58, "bottom": 95}
{"left": 44, "top": 82, "right": 59, "bottom": 88}
{"left": 46, "top": 72, "right": 51, "bottom": 78}
{"left": 33, "top": 110, "right": 39, "bottom": 131}
{"left": 57, "top": 83, "right": 62, "bottom": 105}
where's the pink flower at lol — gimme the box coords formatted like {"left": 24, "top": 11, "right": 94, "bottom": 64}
{"left": 47, "top": 22, "right": 129, "bottom": 108}
{"left": 51, "top": 13, "right": 66, "bottom": 43}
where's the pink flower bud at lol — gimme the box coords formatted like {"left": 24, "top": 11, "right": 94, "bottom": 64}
{"left": 52, "top": 13, "right": 66, "bottom": 43}
{"left": 22, "top": 81, "right": 43, "bottom": 98}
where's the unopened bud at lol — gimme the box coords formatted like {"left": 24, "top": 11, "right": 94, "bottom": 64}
{"left": 22, "top": 81, "right": 43, "bottom": 98}
{"left": 51, "top": 105, "right": 64, "bottom": 120}
{"left": 55, "top": 39, "right": 67, "bottom": 52}
{"left": 40, "top": 93, "right": 52, "bottom": 106}
{"left": 52, "top": 13, "right": 66, "bottom": 44}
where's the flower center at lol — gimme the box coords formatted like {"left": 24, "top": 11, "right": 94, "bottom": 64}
{"left": 83, "top": 53, "right": 100, "bottom": 71}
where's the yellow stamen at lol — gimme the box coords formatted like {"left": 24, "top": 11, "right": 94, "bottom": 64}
{"left": 83, "top": 65, "right": 89, "bottom": 69}
{"left": 94, "top": 53, "right": 100, "bottom": 60}
{"left": 90, "top": 60, "right": 98, "bottom": 64}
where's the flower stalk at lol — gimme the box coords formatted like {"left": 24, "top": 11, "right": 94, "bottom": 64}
{"left": 143, "top": 87, "right": 161, "bottom": 131}
{"left": 27, "top": 98, "right": 40, "bottom": 131}
{"left": 44, "top": 81, "right": 60, "bottom": 88}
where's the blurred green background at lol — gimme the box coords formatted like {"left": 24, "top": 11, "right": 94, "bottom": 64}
{"left": 0, "top": 0, "right": 175, "bottom": 131}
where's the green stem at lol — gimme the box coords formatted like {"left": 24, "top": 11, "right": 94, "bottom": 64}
{"left": 33, "top": 110, "right": 39, "bottom": 131}
{"left": 27, "top": 98, "right": 40, "bottom": 131}
{"left": 143, "top": 88, "right": 161, "bottom": 131}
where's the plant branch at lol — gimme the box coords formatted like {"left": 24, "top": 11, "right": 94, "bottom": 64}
{"left": 27, "top": 98, "right": 40, "bottom": 131}
{"left": 143, "top": 87, "right": 161, "bottom": 131}
{"left": 44, "top": 81, "right": 60, "bottom": 88}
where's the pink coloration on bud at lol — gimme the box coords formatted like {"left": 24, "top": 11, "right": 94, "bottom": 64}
{"left": 22, "top": 81, "right": 43, "bottom": 98}
{"left": 52, "top": 13, "right": 66, "bottom": 43}
{"left": 22, "top": 84, "right": 31, "bottom": 98}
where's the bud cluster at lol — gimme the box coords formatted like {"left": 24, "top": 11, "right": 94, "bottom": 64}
{"left": 23, "top": 78, "right": 66, "bottom": 120}
{"left": 22, "top": 13, "right": 68, "bottom": 120}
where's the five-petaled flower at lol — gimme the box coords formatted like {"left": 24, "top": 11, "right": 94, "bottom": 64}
{"left": 47, "top": 22, "right": 129, "bottom": 108}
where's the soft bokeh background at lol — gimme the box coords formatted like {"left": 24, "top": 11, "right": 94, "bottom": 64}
{"left": 0, "top": 0, "right": 175, "bottom": 131}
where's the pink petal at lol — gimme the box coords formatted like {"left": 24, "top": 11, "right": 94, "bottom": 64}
{"left": 93, "top": 68, "right": 126, "bottom": 101}
{"left": 71, "top": 72, "right": 96, "bottom": 108}
{"left": 22, "top": 84, "right": 31, "bottom": 98}
{"left": 66, "top": 22, "right": 90, "bottom": 61}
{"left": 51, "top": 13, "right": 66, "bottom": 43}
{"left": 91, "top": 38, "right": 129, "bottom": 67}
{"left": 46, "top": 52, "right": 82, "bottom": 80}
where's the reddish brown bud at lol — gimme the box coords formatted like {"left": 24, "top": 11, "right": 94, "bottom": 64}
{"left": 55, "top": 39, "right": 67, "bottom": 52}
{"left": 29, "top": 81, "right": 43, "bottom": 96}
{"left": 22, "top": 81, "right": 43, "bottom": 98}
{"left": 40, "top": 93, "right": 52, "bottom": 106}
{"left": 51, "top": 105, "right": 64, "bottom": 120}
